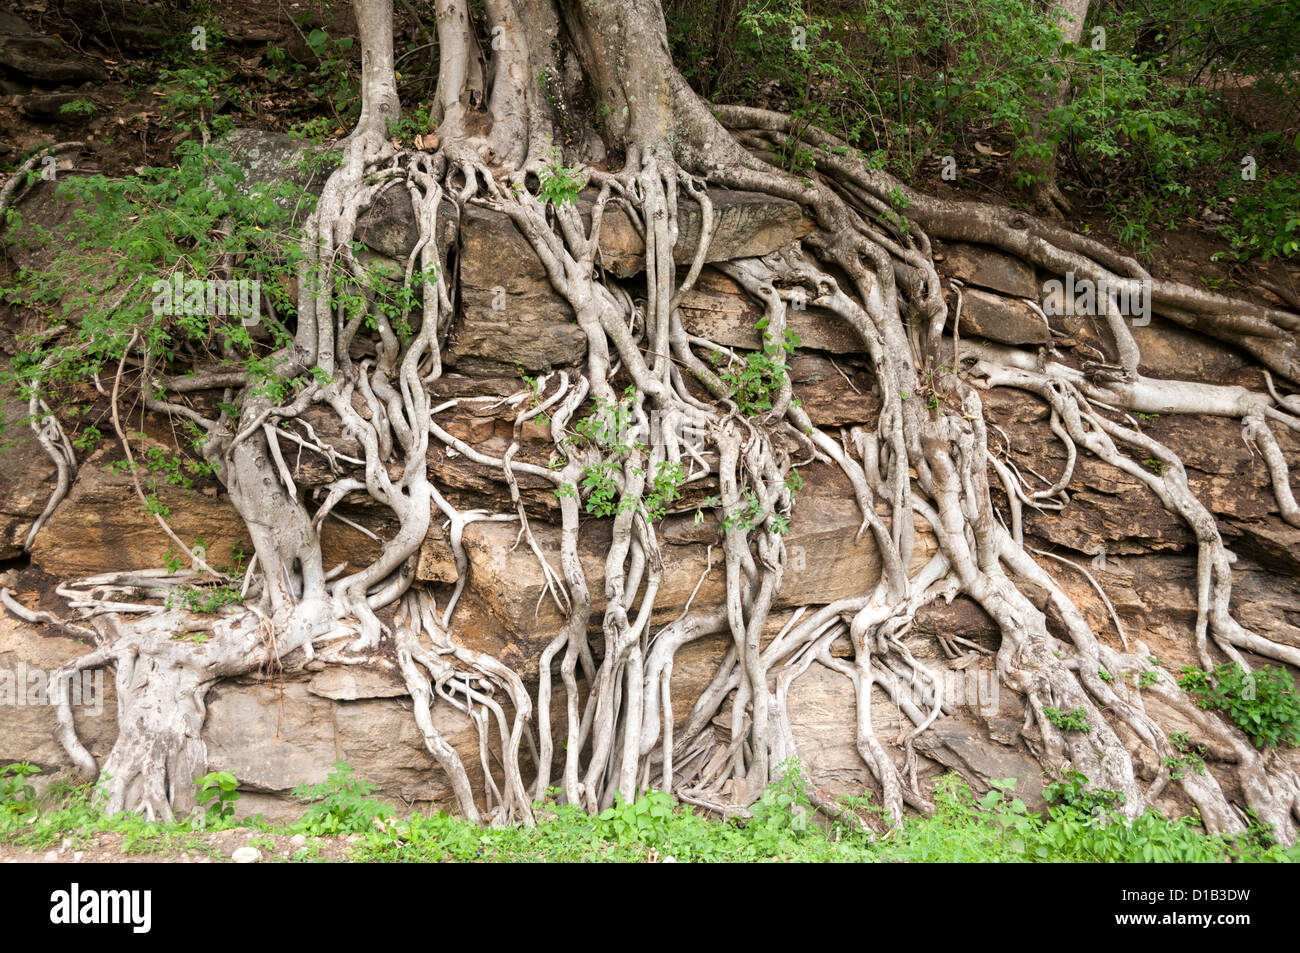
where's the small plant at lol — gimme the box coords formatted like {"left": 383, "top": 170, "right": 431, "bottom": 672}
{"left": 718, "top": 325, "right": 799, "bottom": 416}
{"left": 386, "top": 106, "right": 434, "bottom": 147}
{"left": 537, "top": 146, "right": 583, "bottom": 207}
{"left": 292, "top": 762, "right": 394, "bottom": 836}
{"left": 0, "top": 762, "right": 41, "bottom": 821}
{"left": 597, "top": 790, "right": 679, "bottom": 845}
{"left": 58, "top": 99, "right": 97, "bottom": 119}
{"left": 1163, "top": 733, "right": 1207, "bottom": 780}
{"left": 1043, "top": 770, "right": 1124, "bottom": 815}
{"left": 1042, "top": 706, "right": 1090, "bottom": 732}
{"left": 1178, "top": 663, "right": 1300, "bottom": 748}
{"left": 580, "top": 461, "right": 622, "bottom": 518}
{"left": 643, "top": 461, "right": 684, "bottom": 521}
{"left": 194, "top": 771, "right": 240, "bottom": 822}
{"left": 1143, "top": 457, "right": 1165, "bottom": 475}
{"left": 722, "top": 487, "right": 766, "bottom": 533}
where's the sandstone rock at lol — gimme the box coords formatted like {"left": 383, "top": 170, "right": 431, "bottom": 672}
{"left": 27, "top": 445, "right": 393, "bottom": 577}
{"left": 0, "top": 12, "right": 108, "bottom": 83}
{"left": 914, "top": 716, "right": 1047, "bottom": 812}
{"left": 450, "top": 205, "right": 585, "bottom": 373}
{"left": 308, "top": 666, "right": 408, "bottom": 701}
{"left": 1047, "top": 310, "right": 1250, "bottom": 385}
{"left": 202, "top": 674, "right": 485, "bottom": 812}
{"left": 0, "top": 615, "right": 117, "bottom": 770}
{"left": 457, "top": 462, "right": 938, "bottom": 668}
{"left": 0, "top": 375, "right": 58, "bottom": 560}
{"left": 223, "top": 128, "right": 335, "bottom": 202}
{"left": 590, "top": 189, "right": 815, "bottom": 278}
{"left": 677, "top": 267, "right": 863, "bottom": 354}
{"left": 19, "top": 92, "right": 89, "bottom": 122}
{"left": 56, "top": 1, "right": 173, "bottom": 52}
{"left": 937, "top": 241, "right": 1039, "bottom": 298}
{"left": 354, "top": 186, "right": 457, "bottom": 264}
{"left": 958, "top": 288, "right": 1050, "bottom": 346}
{"left": 788, "top": 352, "right": 879, "bottom": 427}
{"left": 2, "top": 179, "right": 91, "bottom": 272}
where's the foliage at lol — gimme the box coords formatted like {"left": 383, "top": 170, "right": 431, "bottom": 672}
{"left": 1216, "top": 172, "right": 1300, "bottom": 261}
{"left": 0, "top": 141, "right": 308, "bottom": 402}
{"left": 717, "top": 326, "right": 799, "bottom": 416}
{"left": 386, "top": 106, "right": 435, "bottom": 147}
{"left": 291, "top": 762, "right": 395, "bottom": 836}
{"left": 3, "top": 762, "right": 1296, "bottom": 862}
{"left": 267, "top": 26, "right": 359, "bottom": 125}
{"left": 1178, "top": 663, "right": 1300, "bottom": 747}
{"left": 537, "top": 146, "right": 583, "bottom": 207}
{"left": 194, "top": 771, "right": 240, "bottom": 823}
{"left": 58, "top": 100, "right": 97, "bottom": 119}
{"left": 666, "top": 0, "right": 1299, "bottom": 260}
{"left": 1043, "top": 706, "right": 1090, "bottom": 732}
{"left": 0, "top": 762, "right": 41, "bottom": 823}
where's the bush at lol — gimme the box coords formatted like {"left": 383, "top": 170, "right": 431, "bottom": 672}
{"left": 1178, "top": 663, "right": 1300, "bottom": 748}
{"left": 292, "top": 762, "right": 395, "bottom": 836}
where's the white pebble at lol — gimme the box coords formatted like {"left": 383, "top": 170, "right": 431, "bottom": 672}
{"left": 231, "top": 846, "right": 262, "bottom": 864}
{"left": 290, "top": 834, "right": 307, "bottom": 848}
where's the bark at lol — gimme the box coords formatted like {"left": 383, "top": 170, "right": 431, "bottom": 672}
{"left": 12, "top": 0, "right": 1300, "bottom": 843}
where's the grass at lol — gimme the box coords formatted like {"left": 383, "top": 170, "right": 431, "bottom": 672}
{"left": 3, "top": 765, "right": 1297, "bottom": 864}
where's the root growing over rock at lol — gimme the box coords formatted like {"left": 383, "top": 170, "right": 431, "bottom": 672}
{"left": 9, "top": 0, "right": 1300, "bottom": 841}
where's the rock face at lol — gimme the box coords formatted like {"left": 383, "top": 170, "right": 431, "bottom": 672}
{"left": 0, "top": 373, "right": 58, "bottom": 560}
{"left": 958, "top": 288, "right": 1050, "bottom": 346}
{"left": 591, "top": 189, "right": 815, "bottom": 278}
{"left": 0, "top": 11, "right": 108, "bottom": 84}
{"left": 936, "top": 241, "right": 1039, "bottom": 299}
{"left": 677, "top": 267, "right": 861, "bottom": 354}
{"left": 451, "top": 204, "right": 586, "bottom": 373}
{"left": 3, "top": 129, "right": 1300, "bottom": 824}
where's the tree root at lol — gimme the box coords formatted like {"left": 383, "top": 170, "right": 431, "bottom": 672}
{"left": 10, "top": 4, "right": 1300, "bottom": 845}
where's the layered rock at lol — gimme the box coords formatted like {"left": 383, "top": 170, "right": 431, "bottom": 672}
{"left": 3, "top": 134, "right": 1300, "bottom": 824}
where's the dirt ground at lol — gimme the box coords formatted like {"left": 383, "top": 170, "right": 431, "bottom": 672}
{"left": 0, "top": 828, "right": 361, "bottom": 863}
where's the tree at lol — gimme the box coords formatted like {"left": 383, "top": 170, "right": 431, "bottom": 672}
{"left": 1008, "top": 0, "right": 1091, "bottom": 215}
{"left": 8, "top": 0, "right": 1300, "bottom": 838}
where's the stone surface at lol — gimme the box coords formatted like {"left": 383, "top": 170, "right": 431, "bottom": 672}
{"left": 958, "top": 287, "right": 1050, "bottom": 346}
{"left": 0, "top": 368, "right": 58, "bottom": 560}
{"left": 450, "top": 205, "right": 585, "bottom": 373}
{"left": 589, "top": 189, "right": 815, "bottom": 278}
{"left": 5, "top": 125, "right": 1300, "bottom": 825}
{"left": 0, "top": 615, "right": 118, "bottom": 770}
{"left": 936, "top": 241, "right": 1039, "bottom": 298}
{"left": 0, "top": 12, "right": 108, "bottom": 83}
{"left": 27, "top": 444, "right": 391, "bottom": 577}
{"left": 307, "top": 667, "right": 408, "bottom": 701}
{"left": 677, "top": 267, "right": 863, "bottom": 354}
{"left": 19, "top": 92, "right": 88, "bottom": 122}
{"left": 457, "top": 461, "right": 938, "bottom": 669}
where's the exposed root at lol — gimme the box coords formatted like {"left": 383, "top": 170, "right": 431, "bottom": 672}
{"left": 10, "top": 3, "right": 1300, "bottom": 845}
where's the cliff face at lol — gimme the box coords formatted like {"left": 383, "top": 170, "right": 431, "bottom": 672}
{"left": 2, "top": 131, "right": 1298, "bottom": 820}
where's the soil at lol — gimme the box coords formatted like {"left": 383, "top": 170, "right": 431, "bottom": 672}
{"left": 0, "top": 828, "right": 361, "bottom": 863}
